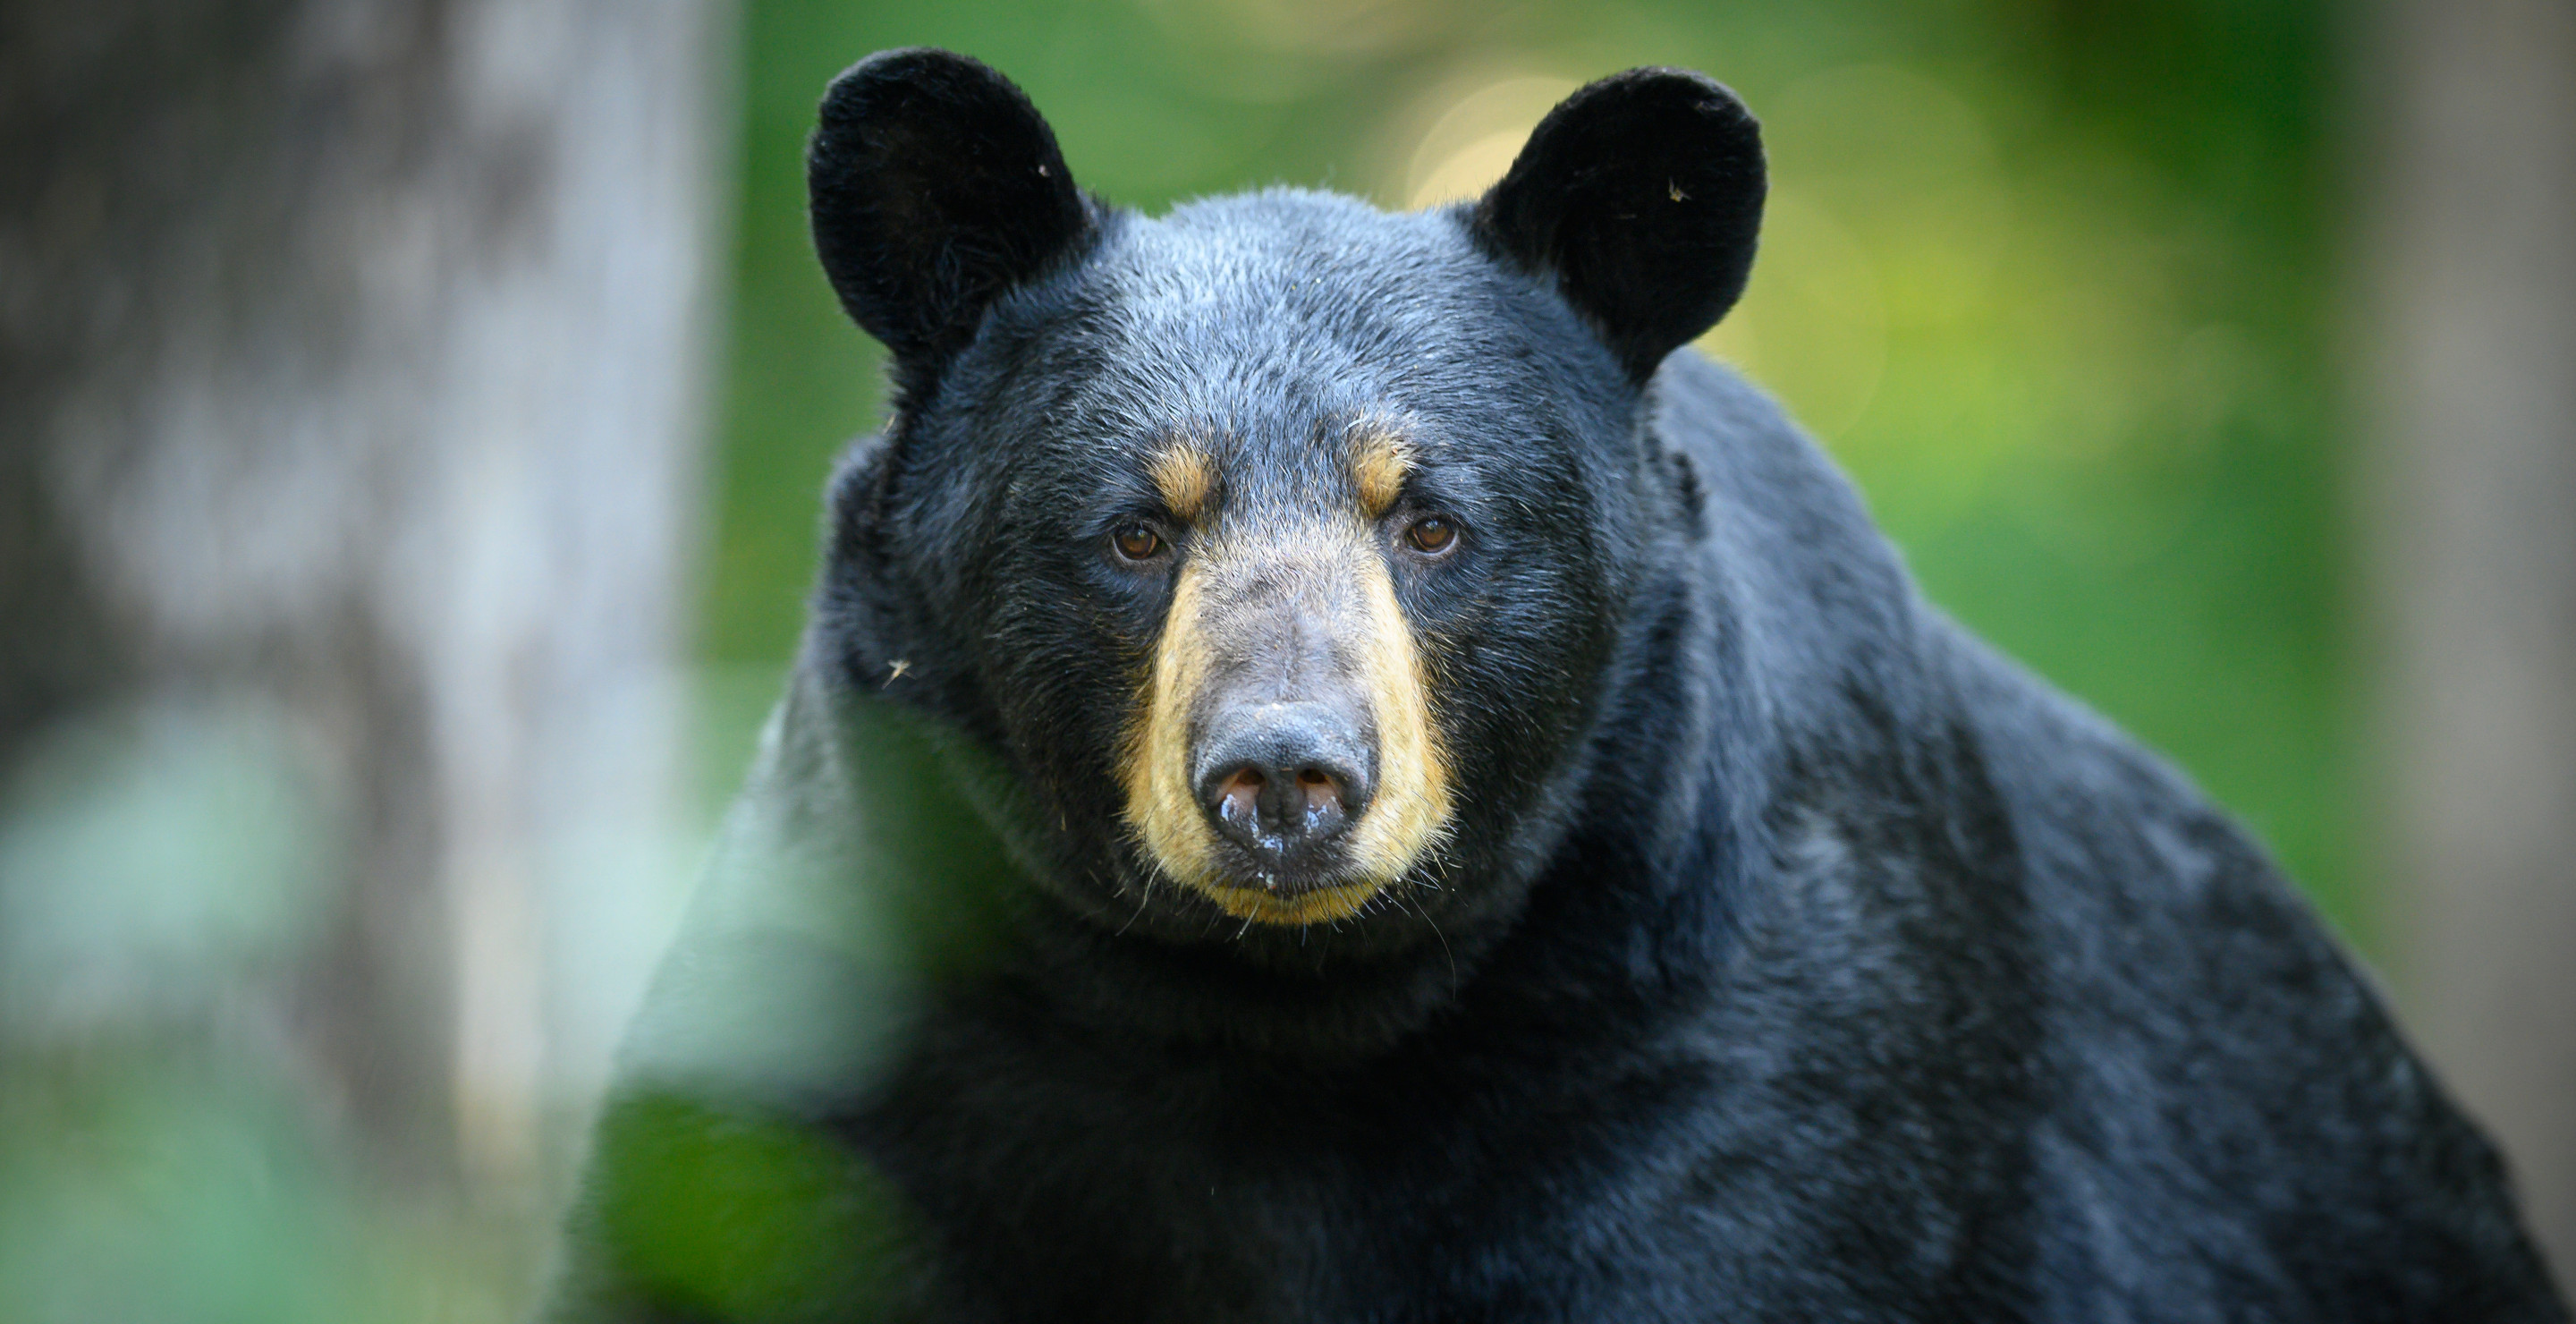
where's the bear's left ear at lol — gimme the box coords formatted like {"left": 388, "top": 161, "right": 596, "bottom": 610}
{"left": 1470, "top": 69, "right": 1765, "bottom": 384}
{"left": 809, "top": 49, "right": 1097, "bottom": 397}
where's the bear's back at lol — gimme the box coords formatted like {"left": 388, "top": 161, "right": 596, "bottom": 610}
{"left": 1648, "top": 345, "right": 2563, "bottom": 1319}
{"left": 1951, "top": 630, "right": 2562, "bottom": 1320}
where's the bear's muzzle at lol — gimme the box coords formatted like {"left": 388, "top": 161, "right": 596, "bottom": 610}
{"left": 1121, "top": 517, "right": 1451, "bottom": 924}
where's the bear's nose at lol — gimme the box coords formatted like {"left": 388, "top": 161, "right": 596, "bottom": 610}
{"left": 1193, "top": 702, "right": 1373, "bottom": 863}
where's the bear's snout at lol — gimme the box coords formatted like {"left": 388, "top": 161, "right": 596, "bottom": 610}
{"left": 1121, "top": 516, "right": 1453, "bottom": 923}
{"left": 1192, "top": 700, "right": 1375, "bottom": 875}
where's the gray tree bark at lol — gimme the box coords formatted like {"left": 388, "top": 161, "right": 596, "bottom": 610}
{"left": 0, "top": 0, "right": 724, "bottom": 1191}
{"left": 2362, "top": 0, "right": 2576, "bottom": 1285}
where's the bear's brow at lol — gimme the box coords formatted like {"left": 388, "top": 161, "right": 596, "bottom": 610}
{"left": 1148, "top": 441, "right": 1217, "bottom": 523}
{"left": 1346, "top": 424, "right": 1413, "bottom": 518}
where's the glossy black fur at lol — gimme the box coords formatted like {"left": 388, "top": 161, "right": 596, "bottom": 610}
{"left": 549, "top": 51, "right": 2567, "bottom": 1322}
{"left": 809, "top": 48, "right": 1100, "bottom": 406}
{"left": 1473, "top": 66, "right": 1767, "bottom": 382}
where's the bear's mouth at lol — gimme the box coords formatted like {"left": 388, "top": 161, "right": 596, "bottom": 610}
{"left": 1186, "top": 835, "right": 1393, "bottom": 924}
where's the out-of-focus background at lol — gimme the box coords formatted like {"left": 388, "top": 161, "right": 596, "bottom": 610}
{"left": 2, "top": 0, "right": 2568, "bottom": 1315}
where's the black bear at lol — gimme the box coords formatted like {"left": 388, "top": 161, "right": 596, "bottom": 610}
{"left": 547, "top": 49, "right": 2568, "bottom": 1322}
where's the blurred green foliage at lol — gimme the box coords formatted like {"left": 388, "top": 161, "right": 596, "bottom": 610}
{"left": 701, "top": 0, "right": 2355, "bottom": 935}
{"left": 0, "top": 1047, "right": 524, "bottom": 1324}
{"left": 592, "top": 1092, "right": 907, "bottom": 1319}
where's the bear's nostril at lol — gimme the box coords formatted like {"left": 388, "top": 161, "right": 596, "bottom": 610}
{"left": 1297, "top": 768, "right": 1344, "bottom": 825}
{"left": 1220, "top": 768, "right": 1265, "bottom": 829}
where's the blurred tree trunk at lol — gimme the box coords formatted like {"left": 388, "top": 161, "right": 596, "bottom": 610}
{"left": 0, "top": 0, "right": 724, "bottom": 1190}
{"left": 2362, "top": 0, "right": 2576, "bottom": 1285}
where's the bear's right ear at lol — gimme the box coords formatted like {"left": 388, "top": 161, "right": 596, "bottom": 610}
{"left": 809, "top": 49, "right": 1095, "bottom": 395}
{"left": 1470, "top": 69, "right": 1765, "bottom": 384}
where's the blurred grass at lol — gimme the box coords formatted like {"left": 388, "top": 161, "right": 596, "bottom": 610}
{"left": 699, "top": 0, "right": 2355, "bottom": 938}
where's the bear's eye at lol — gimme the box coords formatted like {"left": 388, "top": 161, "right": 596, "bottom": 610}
{"left": 1111, "top": 522, "right": 1165, "bottom": 562}
{"left": 1403, "top": 515, "right": 1459, "bottom": 556}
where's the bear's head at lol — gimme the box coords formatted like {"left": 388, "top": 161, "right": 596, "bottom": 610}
{"left": 806, "top": 49, "right": 1762, "bottom": 962}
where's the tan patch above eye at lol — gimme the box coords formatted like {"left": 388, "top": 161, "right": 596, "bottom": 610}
{"left": 1148, "top": 444, "right": 1216, "bottom": 524}
{"left": 1347, "top": 426, "right": 1414, "bottom": 518}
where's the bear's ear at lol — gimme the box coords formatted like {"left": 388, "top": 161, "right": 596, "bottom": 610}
{"left": 1470, "top": 69, "right": 1765, "bottom": 384}
{"left": 809, "top": 49, "right": 1095, "bottom": 394}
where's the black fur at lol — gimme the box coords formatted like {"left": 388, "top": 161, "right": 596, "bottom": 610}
{"left": 548, "top": 54, "right": 2567, "bottom": 1323}
{"left": 1471, "top": 67, "right": 1766, "bottom": 383}
{"left": 809, "top": 48, "right": 1098, "bottom": 408}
